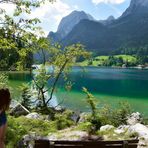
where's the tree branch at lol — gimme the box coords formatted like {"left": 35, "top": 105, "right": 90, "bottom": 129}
{"left": 46, "top": 59, "right": 69, "bottom": 105}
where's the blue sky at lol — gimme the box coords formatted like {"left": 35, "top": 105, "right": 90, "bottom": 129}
{"left": 39, "top": 0, "right": 131, "bottom": 35}
{"left": 0, "top": 0, "right": 131, "bottom": 36}
{"left": 63, "top": 0, "right": 130, "bottom": 20}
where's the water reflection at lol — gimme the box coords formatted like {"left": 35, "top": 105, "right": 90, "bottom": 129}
{"left": 7, "top": 67, "right": 148, "bottom": 114}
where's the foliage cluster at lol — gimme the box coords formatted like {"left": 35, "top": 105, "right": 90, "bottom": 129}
{"left": 6, "top": 115, "right": 57, "bottom": 147}
{"left": 113, "top": 46, "right": 148, "bottom": 65}
{"left": 31, "top": 44, "right": 90, "bottom": 110}
{"left": 0, "top": 0, "right": 55, "bottom": 71}
{"left": 79, "top": 55, "right": 139, "bottom": 67}
{"left": 20, "top": 83, "right": 32, "bottom": 110}
{"left": 6, "top": 110, "right": 76, "bottom": 147}
{"left": 101, "top": 56, "right": 136, "bottom": 67}
{"left": 54, "top": 110, "right": 75, "bottom": 130}
{"left": 0, "top": 73, "right": 9, "bottom": 89}
{"left": 80, "top": 52, "right": 148, "bottom": 67}
{"left": 98, "top": 102, "right": 132, "bottom": 126}
{"left": 82, "top": 89, "right": 132, "bottom": 134}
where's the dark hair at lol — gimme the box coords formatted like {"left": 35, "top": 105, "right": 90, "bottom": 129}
{"left": 0, "top": 88, "right": 11, "bottom": 111}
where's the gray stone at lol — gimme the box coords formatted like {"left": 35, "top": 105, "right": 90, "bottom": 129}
{"left": 10, "top": 103, "right": 30, "bottom": 116}
{"left": 78, "top": 112, "right": 90, "bottom": 123}
{"left": 17, "top": 132, "right": 46, "bottom": 148}
{"left": 70, "top": 112, "right": 80, "bottom": 123}
{"left": 100, "top": 125, "right": 115, "bottom": 132}
{"left": 127, "top": 112, "right": 142, "bottom": 125}
{"left": 128, "top": 123, "right": 148, "bottom": 148}
{"left": 26, "top": 112, "right": 41, "bottom": 119}
{"left": 48, "top": 130, "right": 88, "bottom": 141}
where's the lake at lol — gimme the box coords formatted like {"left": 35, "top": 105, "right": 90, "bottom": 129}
{"left": 8, "top": 67, "right": 148, "bottom": 116}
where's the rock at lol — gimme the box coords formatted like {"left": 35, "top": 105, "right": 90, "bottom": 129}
{"left": 47, "top": 114, "right": 53, "bottom": 121}
{"left": 48, "top": 130, "right": 89, "bottom": 141}
{"left": 17, "top": 132, "right": 48, "bottom": 148}
{"left": 100, "top": 125, "right": 115, "bottom": 132}
{"left": 70, "top": 112, "right": 80, "bottom": 123}
{"left": 26, "top": 112, "right": 41, "bottom": 120}
{"left": 10, "top": 103, "right": 30, "bottom": 116}
{"left": 114, "top": 129, "right": 125, "bottom": 134}
{"left": 54, "top": 106, "right": 65, "bottom": 112}
{"left": 115, "top": 125, "right": 130, "bottom": 134}
{"left": 81, "top": 135, "right": 103, "bottom": 141}
{"left": 48, "top": 126, "right": 103, "bottom": 141}
{"left": 128, "top": 123, "right": 148, "bottom": 138}
{"left": 127, "top": 112, "right": 142, "bottom": 125}
{"left": 128, "top": 123, "right": 148, "bottom": 147}
{"left": 78, "top": 112, "right": 90, "bottom": 123}
{"left": 117, "top": 125, "right": 130, "bottom": 131}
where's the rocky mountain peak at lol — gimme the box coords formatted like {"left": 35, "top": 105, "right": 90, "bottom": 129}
{"left": 122, "top": 0, "right": 148, "bottom": 17}
{"left": 56, "top": 11, "right": 94, "bottom": 39}
{"left": 99, "top": 15, "right": 115, "bottom": 25}
{"left": 107, "top": 15, "right": 115, "bottom": 21}
{"left": 130, "top": 0, "right": 148, "bottom": 7}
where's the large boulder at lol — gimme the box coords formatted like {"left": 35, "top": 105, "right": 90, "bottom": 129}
{"left": 100, "top": 125, "right": 115, "bottom": 132}
{"left": 26, "top": 112, "right": 41, "bottom": 120}
{"left": 128, "top": 123, "right": 148, "bottom": 147}
{"left": 128, "top": 123, "right": 148, "bottom": 138}
{"left": 115, "top": 125, "right": 130, "bottom": 134}
{"left": 127, "top": 112, "right": 142, "bottom": 125}
{"left": 70, "top": 112, "right": 80, "bottom": 123}
{"left": 10, "top": 103, "right": 30, "bottom": 116}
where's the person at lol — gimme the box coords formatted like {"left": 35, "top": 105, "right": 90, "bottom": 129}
{"left": 0, "top": 88, "right": 11, "bottom": 148}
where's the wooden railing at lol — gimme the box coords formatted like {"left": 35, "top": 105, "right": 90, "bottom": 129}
{"left": 34, "top": 139, "right": 139, "bottom": 148}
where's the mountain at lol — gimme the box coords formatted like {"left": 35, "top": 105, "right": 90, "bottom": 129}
{"left": 48, "top": 11, "right": 94, "bottom": 42}
{"left": 99, "top": 15, "right": 115, "bottom": 25}
{"left": 121, "top": 0, "right": 148, "bottom": 17}
{"left": 48, "top": 0, "right": 148, "bottom": 55}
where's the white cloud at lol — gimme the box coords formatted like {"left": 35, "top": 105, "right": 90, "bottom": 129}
{"left": 0, "top": 3, "right": 16, "bottom": 16}
{"left": 106, "top": 3, "right": 122, "bottom": 15}
{"left": 27, "top": 0, "right": 74, "bottom": 35}
{"left": 0, "top": 0, "right": 73, "bottom": 36}
{"left": 92, "top": 0, "right": 126, "bottom": 5}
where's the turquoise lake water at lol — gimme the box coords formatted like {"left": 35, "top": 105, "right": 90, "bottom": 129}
{"left": 8, "top": 67, "right": 148, "bottom": 116}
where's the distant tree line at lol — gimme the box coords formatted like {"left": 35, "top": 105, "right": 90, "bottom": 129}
{"left": 112, "top": 46, "right": 148, "bottom": 66}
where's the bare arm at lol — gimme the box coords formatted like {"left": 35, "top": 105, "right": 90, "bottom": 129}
{"left": 0, "top": 123, "right": 7, "bottom": 148}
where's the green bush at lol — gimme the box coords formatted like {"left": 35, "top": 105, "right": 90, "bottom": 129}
{"left": 83, "top": 87, "right": 102, "bottom": 134}
{"left": 6, "top": 116, "right": 27, "bottom": 148}
{"left": 20, "top": 83, "right": 32, "bottom": 110}
{"left": 6, "top": 116, "right": 57, "bottom": 147}
{"left": 99, "top": 102, "right": 132, "bottom": 127}
{"left": 82, "top": 88, "right": 132, "bottom": 131}
{"left": 54, "top": 110, "right": 74, "bottom": 130}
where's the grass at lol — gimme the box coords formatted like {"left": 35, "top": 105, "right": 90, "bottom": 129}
{"left": 6, "top": 116, "right": 58, "bottom": 147}
{"left": 77, "top": 55, "right": 137, "bottom": 67}
{"left": 115, "top": 55, "right": 137, "bottom": 63}
{"left": 6, "top": 113, "right": 75, "bottom": 147}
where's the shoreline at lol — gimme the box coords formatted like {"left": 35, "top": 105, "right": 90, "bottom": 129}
{"left": 1, "top": 65, "right": 148, "bottom": 72}
{"left": 75, "top": 65, "right": 148, "bottom": 70}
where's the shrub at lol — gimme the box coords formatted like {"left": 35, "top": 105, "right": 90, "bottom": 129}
{"left": 99, "top": 102, "right": 132, "bottom": 127}
{"left": 83, "top": 87, "right": 102, "bottom": 133}
{"left": 0, "top": 73, "right": 9, "bottom": 89}
{"left": 20, "top": 83, "right": 32, "bottom": 110}
{"left": 6, "top": 116, "right": 57, "bottom": 147}
{"left": 54, "top": 110, "right": 74, "bottom": 130}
